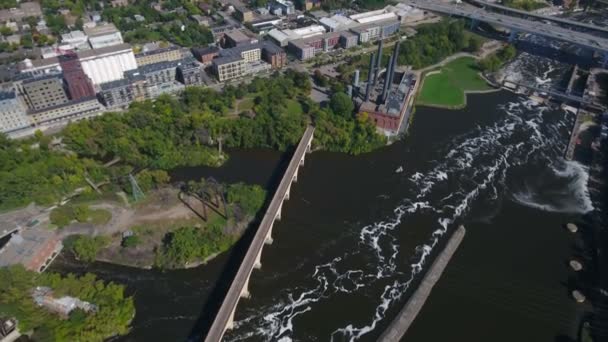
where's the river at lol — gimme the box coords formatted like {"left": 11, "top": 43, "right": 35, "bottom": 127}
{"left": 50, "top": 47, "right": 597, "bottom": 341}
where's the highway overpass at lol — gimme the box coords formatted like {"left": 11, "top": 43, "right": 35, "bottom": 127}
{"left": 403, "top": 0, "right": 608, "bottom": 56}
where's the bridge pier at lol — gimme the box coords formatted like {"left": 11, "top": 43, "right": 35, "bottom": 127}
{"left": 254, "top": 249, "right": 262, "bottom": 269}
{"left": 276, "top": 202, "right": 282, "bottom": 220}
{"left": 265, "top": 221, "right": 274, "bottom": 245}
{"left": 226, "top": 307, "right": 236, "bottom": 330}
{"left": 285, "top": 183, "right": 291, "bottom": 200}
{"left": 240, "top": 277, "right": 251, "bottom": 299}
{"left": 509, "top": 29, "right": 518, "bottom": 43}
{"left": 470, "top": 18, "right": 479, "bottom": 30}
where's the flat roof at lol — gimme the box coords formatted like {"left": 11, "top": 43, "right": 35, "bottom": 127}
{"left": 355, "top": 12, "right": 397, "bottom": 24}
{"left": 350, "top": 9, "right": 387, "bottom": 21}
{"left": 0, "top": 228, "right": 58, "bottom": 268}
{"left": 83, "top": 23, "right": 120, "bottom": 37}
{"left": 225, "top": 29, "right": 251, "bottom": 42}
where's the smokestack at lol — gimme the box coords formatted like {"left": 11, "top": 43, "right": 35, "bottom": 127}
{"left": 383, "top": 41, "right": 401, "bottom": 104}
{"left": 381, "top": 53, "right": 394, "bottom": 104}
{"left": 364, "top": 52, "right": 376, "bottom": 102}
{"left": 348, "top": 85, "right": 353, "bottom": 98}
{"left": 373, "top": 40, "right": 383, "bottom": 86}
{"left": 354, "top": 69, "right": 360, "bottom": 87}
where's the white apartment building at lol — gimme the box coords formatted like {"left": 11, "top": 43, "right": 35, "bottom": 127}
{"left": 0, "top": 91, "right": 30, "bottom": 133}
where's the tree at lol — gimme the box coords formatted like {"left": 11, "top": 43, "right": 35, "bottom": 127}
{"left": 70, "top": 235, "right": 110, "bottom": 262}
{"left": 122, "top": 235, "right": 140, "bottom": 248}
{"left": 330, "top": 92, "right": 355, "bottom": 118}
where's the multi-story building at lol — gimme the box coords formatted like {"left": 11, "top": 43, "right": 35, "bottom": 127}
{"left": 273, "top": 0, "right": 295, "bottom": 16}
{"left": 177, "top": 59, "right": 205, "bottom": 86}
{"left": 126, "top": 60, "right": 178, "bottom": 87}
{"left": 223, "top": 29, "right": 257, "bottom": 48}
{"left": 23, "top": 44, "right": 137, "bottom": 85}
{"left": 340, "top": 31, "right": 359, "bottom": 49}
{"left": 261, "top": 42, "right": 286, "bottom": 68}
{"left": 21, "top": 74, "right": 69, "bottom": 111}
{"left": 192, "top": 46, "right": 220, "bottom": 64}
{"left": 288, "top": 39, "right": 315, "bottom": 60}
{"left": 84, "top": 23, "right": 124, "bottom": 49}
{"left": 213, "top": 56, "right": 246, "bottom": 82}
{"left": 29, "top": 97, "right": 104, "bottom": 126}
{"left": 350, "top": 19, "right": 400, "bottom": 43}
{"left": 99, "top": 74, "right": 147, "bottom": 109}
{"left": 288, "top": 31, "right": 356, "bottom": 60}
{"left": 0, "top": 90, "right": 30, "bottom": 134}
{"left": 59, "top": 54, "right": 96, "bottom": 101}
{"left": 60, "top": 30, "right": 90, "bottom": 50}
{"left": 235, "top": 6, "right": 254, "bottom": 23}
{"left": 135, "top": 46, "right": 183, "bottom": 66}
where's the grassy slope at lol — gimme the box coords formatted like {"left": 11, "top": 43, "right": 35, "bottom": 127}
{"left": 417, "top": 57, "right": 490, "bottom": 108}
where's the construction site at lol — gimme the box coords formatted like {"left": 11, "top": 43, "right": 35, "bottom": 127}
{"left": 352, "top": 40, "right": 418, "bottom": 136}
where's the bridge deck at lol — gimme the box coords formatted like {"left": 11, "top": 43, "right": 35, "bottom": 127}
{"left": 403, "top": 0, "right": 608, "bottom": 54}
{"left": 204, "top": 126, "right": 315, "bottom": 342}
{"left": 471, "top": 0, "right": 608, "bottom": 35}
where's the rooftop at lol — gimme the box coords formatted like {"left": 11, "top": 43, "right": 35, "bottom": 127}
{"left": 225, "top": 29, "right": 251, "bottom": 43}
{"left": 83, "top": 23, "right": 120, "bottom": 37}
{"left": 0, "top": 228, "right": 60, "bottom": 270}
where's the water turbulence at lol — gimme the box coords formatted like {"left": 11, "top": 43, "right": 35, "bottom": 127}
{"left": 224, "top": 95, "right": 591, "bottom": 341}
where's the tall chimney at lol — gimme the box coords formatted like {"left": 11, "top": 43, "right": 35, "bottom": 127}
{"left": 373, "top": 40, "right": 383, "bottom": 86}
{"left": 364, "top": 52, "right": 376, "bottom": 102}
{"left": 354, "top": 69, "right": 360, "bottom": 87}
{"left": 381, "top": 53, "right": 394, "bottom": 103}
{"left": 385, "top": 42, "right": 400, "bottom": 103}
{"left": 347, "top": 85, "right": 353, "bottom": 98}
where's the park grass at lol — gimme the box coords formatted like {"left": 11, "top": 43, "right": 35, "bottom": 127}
{"left": 285, "top": 99, "right": 303, "bottom": 115}
{"left": 417, "top": 57, "right": 491, "bottom": 109}
{"left": 238, "top": 97, "right": 255, "bottom": 112}
{"left": 89, "top": 209, "right": 112, "bottom": 225}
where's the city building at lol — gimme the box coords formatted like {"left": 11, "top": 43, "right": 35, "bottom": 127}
{"left": 223, "top": 29, "right": 258, "bottom": 48}
{"left": 23, "top": 44, "right": 138, "bottom": 85}
{"left": 288, "top": 31, "right": 358, "bottom": 60}
{"left": 261, "top": 42, "right": 287, "bottom": 68}
{"left": 99, "top": 74, "right": 147, "bottom": 109}
{"left": 125, "top": 60, "right": 184, "bottom": 98}
{"left": 177, "top": 59, "right": 205, "bottom": 86}
{"left": 386, "top": 4, "right": 426, "bottom": 24}
{"left": 272, "top": 0, "right": 295, "bottom": 16}
{"left": 84, "top": 23, "right": 124, "bottom": 49}
{"left": 0, "top": 228, "right": 63, "bottom": 272}
{"left": 350, "top": 19, "right": 400, "bottom": 43}
{"left": 340, "top": 31, "right": 359, "bottom": 49}
{"left": 268, "top": 25, "right": 326, "bottom": 47}
{"left": 190, "top": 14, "right": 210, "bottom": 26}
{"left": 21, "top": 74, "right": 69, "bottom": 111}
{"left": 320, "top": 15, "right": 356, "bottom": 32}
{"left": 0, "top": 2, "right": 42, "bottom": 23}
{"left": 0, "top": 90, "right": 30, "bottom": 134}
{"left": 135, "top": 46, "right": 183, "bottom": 66}
{"left": 60, "top": 30, "right": 90, "bottom": 50}
{"left": 288, "top": 39, "right": 315, "bottom": 60}
{"left": 192, "top": 46, "right": 220, "bottom": 64}
{"left": 59, "top": 54, "right": 96, "bottom": 101}
{"left": 349, "top": 9, "right": 398, "bottom": 25}
{"left": 213, "top": 56, "right": 246, "bottom": 82}
{"left": 235, "top": 6, "right": 254, "bottom": 23}
{"left": 29, "top": 97, "right": 104, "bottom": 126}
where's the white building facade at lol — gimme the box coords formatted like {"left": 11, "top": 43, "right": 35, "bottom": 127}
{"left": 0, "top": 91, "right": 31, "bottom": 134}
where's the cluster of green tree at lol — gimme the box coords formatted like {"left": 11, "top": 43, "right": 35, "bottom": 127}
{"left": 0, "top": 135, "right": 106, "bottom": 211}
{"left": 0, "top": 42, "right": 17, "bottom": 53}
{"left": 135, "top": 169, "right": 171, "bottom": 193}
{"left": 64, "top": 235, "right": 111, "bottom": 262}
{"left": 314, "top": 93, "right": 386, "bottom": 154}
{"left": 502, "top": 0, "right": 548, "bottom": 11}
{"left": 122, "top": 234, "right": 140, "bottom": 248}
{"left": 226, "top": 182, "right": 266, "bottom": 216}
{"left": 50, "top": 204, "right": 112, "bottom": 227}
{"left": 0, "top": 265, "right": 134, "bottom": 342}
{"left": 102, "top": 0, "right": 212, "bottom": 46}
{"left": 396, "top": 20, "right": 482, "bottom": 69}
{"left": 155, "top": 218, "right": 234, "bottom": 268}
{"left": 63, "top": 94, "right": 225, "bottom": 170}
{"left": 0, "top": 0, "right": 16, "bottom": 9}
{"left": 477, "top": 45, "right": 517, "bottom": 72}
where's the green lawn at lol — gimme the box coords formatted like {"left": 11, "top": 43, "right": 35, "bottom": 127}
{"left": 417, "top": 57, "right": 490, "bottom": 108}
{"left": 237, "top": 97, "right": 255, "bottom": 112}
{"left": 285, "top": 99, "right": 303, "bottom": 115}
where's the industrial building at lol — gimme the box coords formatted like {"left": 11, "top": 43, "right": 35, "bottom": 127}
{"left": 99, "top": 75, "right": 147, "bottom": 109}
{"left": 33, "top": 286, "right": 97, "bottom": 318}
{"left": 192, "top": 46, "right": 220, "bottom": 64}
{"left": 177, "top": 59, "right": 205, "bottom": 86}
{"left": 287, "top": 31, "right": 359, "bottom": 60}
{"left": 83, "top": 23, "right": 124, "bottom": 49}
{"left": 21, "top": 44, "right": 138, "bottom": 85}
{"left": 350, "top": 19, "right": 400, "bottom": 43}
{"left": 268, "top": 25, "right": 326, "bottom": 47}
{"left": 0, "top": 90, "right": 30, "bottom": 134}
{"left": 223, "top": 29, "right": 258, "bottom": 48}
{"left": 59, "top": 53, "right": 96, "bottom": 101}
{"left": 354, "top": 41, "right": 416, "bottom": 136}
{"left": 135, "top": 46, "right": 183, "bottom": 66}
{"left": 0, "top": 228, "right": 63, "bottom": 272}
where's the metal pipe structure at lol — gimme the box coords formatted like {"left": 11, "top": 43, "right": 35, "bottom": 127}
{"left": 381, "top": 53, "right": 394, "bottom": 103}
{"left": 364, "top": 52, "right": 376, "bottom": 102}
{"left": 373, "top": 39, "right": 383, "bottom": 86}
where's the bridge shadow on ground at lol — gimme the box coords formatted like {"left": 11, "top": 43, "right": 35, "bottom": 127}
{"left": 186, "top": 146, "right": 295, "bottom": 341}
